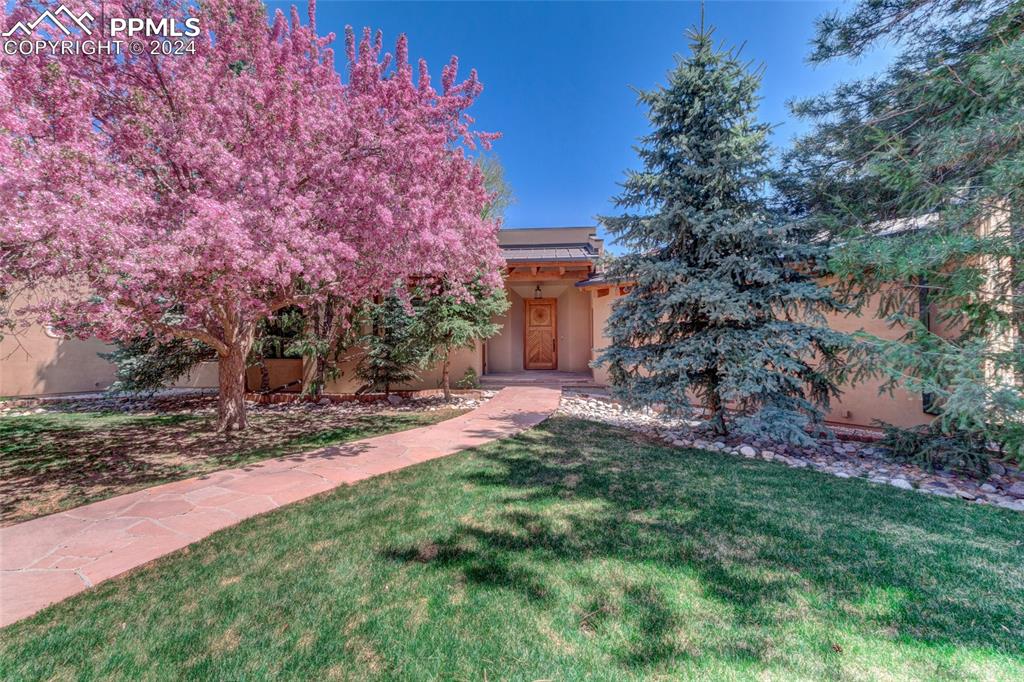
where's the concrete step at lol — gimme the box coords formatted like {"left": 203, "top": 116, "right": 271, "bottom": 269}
{"left": 480, "top": 372, "right": 601, "bottom": 389}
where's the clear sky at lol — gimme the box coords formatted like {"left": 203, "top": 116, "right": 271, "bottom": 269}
{"left": 271, "top": 1, "right": 892, "bottom": 244}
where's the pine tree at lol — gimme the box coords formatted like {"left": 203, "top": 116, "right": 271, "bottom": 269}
{"left": 597, "top": 24, "right": 850, "bottom": 442}
{"left": 784, "top": 0, "right": 1024, "bottom": 458}
{"left": 355, "top": 292, "right": 431, "bottom": 396}
{"left": 101, "top": 336, "right": 214, "bottom": 395}
{"left": 416, "top": 278, "right": 509, "bottom": 401}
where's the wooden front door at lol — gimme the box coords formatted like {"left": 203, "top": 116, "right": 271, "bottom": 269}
{"left": 524, "top": 298, "right": 557, "bottom": 370}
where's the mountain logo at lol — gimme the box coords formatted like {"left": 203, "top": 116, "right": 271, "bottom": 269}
{"left": 2, "top": 5, "right": 95, "bottom": 37}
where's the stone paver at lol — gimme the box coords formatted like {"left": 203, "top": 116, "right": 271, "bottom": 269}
{"left": 0, "top": 386, "right": 559, "bottom": 627}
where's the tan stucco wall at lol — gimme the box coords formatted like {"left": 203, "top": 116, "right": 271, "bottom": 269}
{"left": 245, "top": 358, "right": 303, "bottom": 392}
{"left": 589, "top": 288, "right": 616, "bottom": 386}
{"left": 821, "top": 288, "right": 931, "bottom": 427}
{"left": 1, "top": 288, "right": 119, "bottom": 396}
{"left": 0, "top": 323, "right": 223, "bottom": 397}
{"left": 0, "top": 302, "right": 221, "bottom": 397}
{"left": 554, "top": 285, "right": 592, "bottom": 372}
{"left": 486, "top": 282, "right": 591, "bottom": 373}
{"left": 170, "top": 361, "right": 220, "bottom": 390}
{"left": 498, "top": 227, "right": 599, "bottom": 249}
{"left": 405, "top": 344, "right": 482, "bottom": 391}
{"left": 587, "top": 283, "right": 937, "bottom": 428}
{"left": 0, "top": 327, "right": 117, "bottom": 397}
{"left": 486, "top": 288, "right": 525, "bottom": 373}
{"left": 3, "top": 243, "right": 959, "bottom": 430}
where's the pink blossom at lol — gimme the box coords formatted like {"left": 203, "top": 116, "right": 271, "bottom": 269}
{"left": 1, "top": 0, "right": 503, "bottom": 430}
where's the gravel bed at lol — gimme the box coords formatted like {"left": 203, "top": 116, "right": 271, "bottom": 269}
{"left": 560, "top": 392, "right": 1024, "bottom": 512}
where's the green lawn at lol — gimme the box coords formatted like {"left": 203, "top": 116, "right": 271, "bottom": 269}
{"left": 0, "top": 406, "right": 466, "bottom": 525}
{"left": 2, "top": 416, "right": 1022, "bottom": 680}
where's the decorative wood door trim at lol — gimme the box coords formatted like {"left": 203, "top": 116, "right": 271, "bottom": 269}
{"left": 524, "top": 298, "right": 558, "bottom": 370}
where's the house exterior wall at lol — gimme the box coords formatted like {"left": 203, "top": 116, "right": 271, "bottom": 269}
{"left": 0, "top": 323, "right": 224, "bottom": 398}
{"left": 0, "top": 333, "right": 221, "bottom": 397}
{"left": 0, "top": 226, "right": 597, "bottom": 397}
{"left": 245, "top": 358, "right": 303, "bottom": 392}
{"left": 589, "top": 287, "right": 616, "bottom": 386}
{"left": 6, "top": 222, "right": 996, "bottom": 432}
{"left": 820, "top": 285, "right": 932, "bottom": 428}
{"left": 171, "top": 362, "right": 220, "bottom": 390}
{"left": 554, "top": 285, "right": 592, "bottom": 372}
{"left": 0, "top": 326, "right": 117, "bottom": 396}
{"left": 586, "top": 284, "right": 938, "bottom": 428}
{"left": 486, "top": 288, "right": 525, "bottom": 373}
{"left": 0, "top": 282, "right": 943, "bottom": 429}
{"left": 0, "top": 316, "right": 481, "bottom": 397}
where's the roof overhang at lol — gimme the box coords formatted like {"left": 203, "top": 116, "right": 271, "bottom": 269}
{"left": 501, "top": 243, "right": 599, "bottom": 263}
{"left": 505, "top": 261, "right": 593, "bottom": 282}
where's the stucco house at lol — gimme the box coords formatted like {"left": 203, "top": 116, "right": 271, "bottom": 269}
{"left": 0, "top": 226, "right": 952, "bottom": 428}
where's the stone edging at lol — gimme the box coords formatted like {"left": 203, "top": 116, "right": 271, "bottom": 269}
{"left": 559, "top": 394, "right": 1024, "bottom": 512}
{"left": 245, "top": 388, "right": 486, "bottom": 404}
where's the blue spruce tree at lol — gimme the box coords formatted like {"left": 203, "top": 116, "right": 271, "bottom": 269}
{"left": 597, "top": 24, "right": 850, "bottom": 441}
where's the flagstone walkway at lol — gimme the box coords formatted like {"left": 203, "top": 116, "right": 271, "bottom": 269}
{"left": 0, "top": 386, "right": 561, "bottom": 627}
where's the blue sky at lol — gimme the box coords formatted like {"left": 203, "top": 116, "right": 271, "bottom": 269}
{"left": 272, "top": 1, "right": 892, "bottom": 243}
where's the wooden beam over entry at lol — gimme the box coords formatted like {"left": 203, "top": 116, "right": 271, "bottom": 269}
{"left": 506, "top": 268, "right": 591, "bottom": 282}
{"left": 503, "top": 260, "right": 593, "bottom": 282}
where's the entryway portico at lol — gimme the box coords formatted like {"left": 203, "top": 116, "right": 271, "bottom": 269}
{"left": 483, "top": 227, "right": 604, "bottom": 384}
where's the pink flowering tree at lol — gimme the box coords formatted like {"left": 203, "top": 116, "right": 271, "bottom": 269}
{"left": 1, "top": 0, "right": 503, "bottom": 431}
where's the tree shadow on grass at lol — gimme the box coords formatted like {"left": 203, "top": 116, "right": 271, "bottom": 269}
{"left": 381, "top": 416, "right": 1024, "bottom": 673}
{"left": 0, "top": 407, "right": 461, "bottom": 525}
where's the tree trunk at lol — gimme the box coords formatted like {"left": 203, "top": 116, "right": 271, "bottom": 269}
{"left": 1012, "top": 206, "right": 1024, "bottom": 390}
{"left": 217, "top": 340, "right": 249, "bottom": 433}
{"left": 258, "top": 359, "right": 270, "bottom": 393}
{"left": 441, "top": 352, "right": 451, "bottom": 402}
{"left": 308, "top": 353, "right": 327, "bottom": 400}
{"left": 707, "top": 372, "right": 728, "bottom": 435}
{"left": 303, "top": 296, "right": 345, "bottom": 400}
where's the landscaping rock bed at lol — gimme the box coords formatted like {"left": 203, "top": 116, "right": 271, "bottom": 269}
{"left": 247, "top": 391, "right": 495, "bottom": 416}
{"left": 247, "top": 388, "right": 488, "bottom": 405}
{"left": 560, "top": 392, "right": 1024, "bottom": 512}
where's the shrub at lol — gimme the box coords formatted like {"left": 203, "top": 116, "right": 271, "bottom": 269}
{"left": 878, "top": 422, "right": 991, "bottom": 477}
{"left": 456, "top": 367, "right": 480, "bottom": 389}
